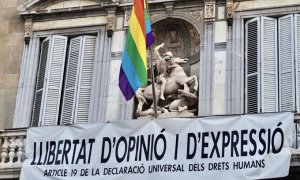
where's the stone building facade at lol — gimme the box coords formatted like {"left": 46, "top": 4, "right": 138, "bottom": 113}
{"left": 0, "top": 0, "right": 24, "bottom": 129}
{"left": 0, "top": 0, "right": 299, "bottom": 179}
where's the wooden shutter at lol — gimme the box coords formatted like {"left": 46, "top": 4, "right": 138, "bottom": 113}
{"left": 61, "top": 35, "right": 96, "bottom": 124}
{"left": 31, "top": 37, "right": 50, "bottom": 127}
{"left": 42, "top": 36, "right": 68, "bottom": 126}
{"left": 295, "top": 14, "right": 300, "bottom": 112}
{"left": 261, "top": 17, "right": 278, "bottom": 112}
{"left": 279, "top": 15, "right": 295, "bottom": 111}
{"left": 61, "top": 37, "right": 83, "bottom": 124}
{"left": 75, "top": 36, "right": 97, "bottom": 123}
{"left": 32, "top": 36, "right": 67, "bottom": 126}
{"left": 245, "top": 17, "right": 260, "bottom": 113}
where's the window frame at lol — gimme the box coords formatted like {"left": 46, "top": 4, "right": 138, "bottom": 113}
{"left": 226, "top": 5, "right": 300, "bottom": 115}
{"left": 13, "top": 26, "right": 110, "bottom": 128}
{"left": 245, "top": 14, "right": 300, "bottom": 113}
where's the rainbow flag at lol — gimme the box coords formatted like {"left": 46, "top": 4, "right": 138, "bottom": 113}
{"left": 119, "top": 0, "right": 154, "bottom": 100}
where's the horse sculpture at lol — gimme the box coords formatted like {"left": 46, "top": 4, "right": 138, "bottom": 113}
{"left": 136, "top": 56, "right": 198, "bottom": 117}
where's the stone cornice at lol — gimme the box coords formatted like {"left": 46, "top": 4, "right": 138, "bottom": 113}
{"left": 17, "top": 0, "right": 120, "bottom": 17}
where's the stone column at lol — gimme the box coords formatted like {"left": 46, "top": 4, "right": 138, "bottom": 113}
{"left": 13, "top": 35, "right": 40, "bottom": 128}
{"left": 226, "top": 2, "right": 244, "bottom": 114}
{"left": 212, "top": 3, "right": 228, "bottom": 115}
{"left": 199, "top": 0, "right": 216, "bottom": 116}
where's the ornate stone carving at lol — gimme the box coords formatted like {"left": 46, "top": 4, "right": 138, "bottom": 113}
{"left": 107, "top": 15, "right": 115, "bottom": 31}
{"left": 149, "top": 13, "right": 160, "bottom": 21}
{"left": 186, "top": 22, "right": 200, "bottom": 55}
{"left": 106, "top": 7, "right": 117, "bottom": 37}
{"left": 205, "top": 2, "right": 215, "bottom": 22}
{"left": 164, "top": 22, "right": 184, "bottom": 57}
{"left": 184, "top": 10, "right": 202, "bottom": 22}
{"left": 135, "top": 43, "right": 199, "bottom": 118}
{"left": 152, "top": 18, "right": 201, "bottom": 58}
{"left": 163, "top": 2, "right": 175, "bottom": 17}
{"left": 226, "top": 0, "right": 234, "bottom": 25}
{"left": 166, "top": 24, "right": 181, "bottom": 49}
{"left": 122, "top": 5, "right": 132, "bottom": 29}
{"left": 168, "top": 84, "right": 198, "bottom": 113}
{"left": 124, "top": 11, "right": 131, "bottom": 29}
{"left": 24, "top": 18, "right": 32, "bottom": 44}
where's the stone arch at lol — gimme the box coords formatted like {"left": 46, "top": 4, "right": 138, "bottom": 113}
{"left": 151, "top": 12, "right": 202, "bottom": 37}
{"left": 136, "top": 12, "right": 202, "bottom": 118}
{"left": 150, "top": 12, "right": 202, "bottom": 76}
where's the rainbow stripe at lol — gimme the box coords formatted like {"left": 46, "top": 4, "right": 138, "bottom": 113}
{"left": 119, "top": 0, "right": 154, "bottom": 101}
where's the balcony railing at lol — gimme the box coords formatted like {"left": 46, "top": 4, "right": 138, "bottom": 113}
{"left": 0, "top": 116, "right": 298, "bottom": 179}
{"left": 0, "top": 128, "right": 26, "bottom": 179}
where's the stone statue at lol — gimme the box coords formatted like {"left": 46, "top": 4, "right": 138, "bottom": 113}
{"left": 168, "top": 84, "right": 198, "bottom": 113}
{"left": 154, "top": 43, "right": 173, "bottom": 100}
{"left": 135, "top": 43, "right": 199, "bottom": 118}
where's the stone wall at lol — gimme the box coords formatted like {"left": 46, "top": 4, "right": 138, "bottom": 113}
{"left": 0, "top": 0, "right": 24, "bottom": 129}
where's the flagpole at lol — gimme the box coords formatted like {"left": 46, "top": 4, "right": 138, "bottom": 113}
{"left": 149, "top": 47, "right": 158, "bottom": 118}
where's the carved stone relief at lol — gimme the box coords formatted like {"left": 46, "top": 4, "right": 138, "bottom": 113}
{"left": 124, "top": 11, "right": 131, "bottom": 29}
{"left": 152, "top": 18, "right": 200, "bottom": 58}
{"left": 184, "top": 10, "right": 202, "bottom": 22}
{"left": 185, "top": 22, "right": 200, "bottom": 56}
{"left": 136, "top": 43, "right": 199, "bottom": 118}
{"left": 226, "top": 0, "right": 233, "bottom": 25}
{"left": 149, "top": 13, "right": 160, "bottom": 22}
{"left": 24, "top": 18, "right": 33, "bottom": 43}
{"left": 165, "top": 24, "right": 183, "bottom": 57}
{"left": 226, "top": 0, "right": 233, "bottom": 18}
{"left": 106, "top": 7, "right": 117, "bottom": 37}
{"left": 107, "top": 15, "right": 115, "bottom": 30}
{"left": 205, "top": 2, "right": 215, "bottom": 22}
{"left": 136, "top": 18, "right": 201, "bottom": 118}
{"left": 163, "top": 2, "right": 175, "bottom": 17}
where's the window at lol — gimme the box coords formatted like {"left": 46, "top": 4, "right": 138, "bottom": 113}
{"left": 245, "top": 14, "right": 300, "bottom": 113}
{"left": 32, "top": 35, "right": 97, "bottom": 126}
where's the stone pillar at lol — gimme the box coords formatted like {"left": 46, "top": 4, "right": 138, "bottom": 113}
{"left": 89, "top": 27, "right": 111, "bottom": 123}
{"left": 106, "top": 7, "right": 134, "bottom": 121}
{"left": 225, "top": 0, "right": 241, "bottom": 114}
{"left": 199, "top": 0, "right": 216, "bottom": 116}
{"left": 13, "top": 37, "right": 40, "bottom": 128}
{"left": 212, "top": 3, "right": 228, "bottom": 115}
{"left": 226, "top": 24, "right": 233, "bottom": 114}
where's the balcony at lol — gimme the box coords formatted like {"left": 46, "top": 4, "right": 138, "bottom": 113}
{"left": 0, "top": 128, "right": 26, "bottom": 179}
{"left": 0, "top": 116, "right": 299, "bottom": 179}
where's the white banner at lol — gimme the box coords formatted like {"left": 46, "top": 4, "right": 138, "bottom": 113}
{"left": 21, "top": 113, "right": 294, "bottom": 180}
